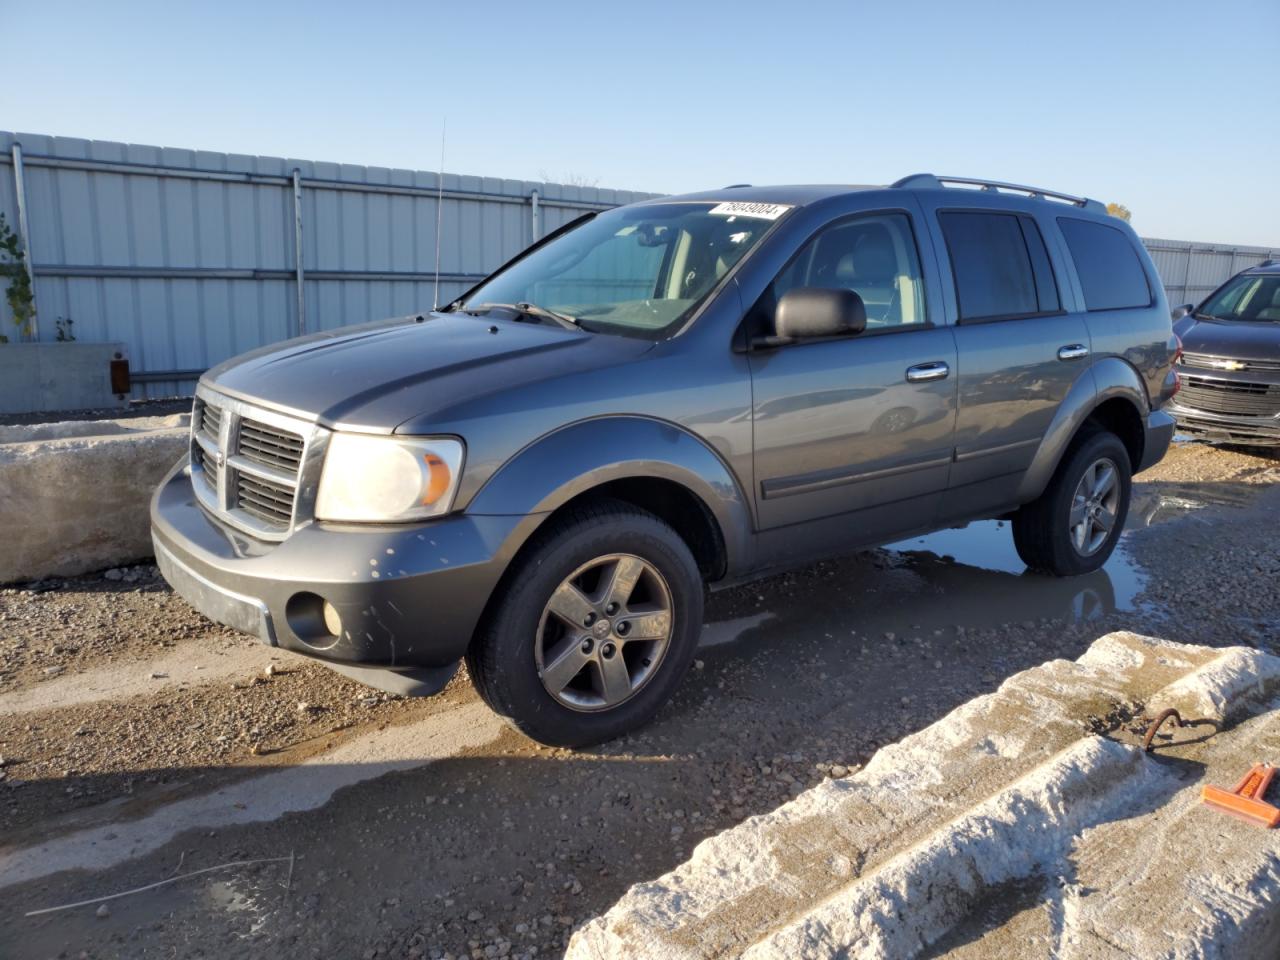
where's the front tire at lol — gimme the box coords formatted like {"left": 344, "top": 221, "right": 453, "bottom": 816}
{"left": 1012, "top": 428, "right": 1131, "bottom": 576}
{"left": 466, "top": 499, "right": 704, "bottom": 747}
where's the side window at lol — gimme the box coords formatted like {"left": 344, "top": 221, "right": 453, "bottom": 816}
{"left": 770, "top": 212, "right": 928, "bottom": 329}
{"left": 1057, "top": 217, "right": 1152, "bottom": 311}
{"left": 939, "top": 211, "right": 1060, "bottom": 321}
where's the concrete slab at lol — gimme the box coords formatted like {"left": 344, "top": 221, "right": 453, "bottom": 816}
{"left": 0, "top": 416, "right": 189, "bottom": 582}
{"left": 568, "top": 633, "right": 1280, "bottom": 960}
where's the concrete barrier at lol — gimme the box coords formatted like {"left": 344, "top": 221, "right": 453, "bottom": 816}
{"left": 0, "top": 415, "right": 188, "bottom": 583}
{"left": 568, "top": 632, "right": 1280, "bottom": 960}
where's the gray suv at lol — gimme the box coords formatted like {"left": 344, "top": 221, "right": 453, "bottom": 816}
{"left": 151, "top": 174, "right": 1178, "bottom": 746}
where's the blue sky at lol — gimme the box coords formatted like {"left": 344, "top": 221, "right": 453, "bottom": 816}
{"left": 3, "top": 0, "right": 1277, "bottom": 246}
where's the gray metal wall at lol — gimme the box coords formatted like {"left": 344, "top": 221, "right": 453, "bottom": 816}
{"left": 1142, "top": 236, "right": 1280, "bottom": 309}
{"left": 1, "top": 131, "right": 1276, "bottom": 400}
{"left": 0, "top": 132, "right": 656, "bottom": 397}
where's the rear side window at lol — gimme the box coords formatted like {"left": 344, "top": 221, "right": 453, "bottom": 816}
{"left": 1057, "top": 218, "right": 1151, "bottom": 311}
{"left": 939, "top": 212, "right": 1060, "bottom": 321}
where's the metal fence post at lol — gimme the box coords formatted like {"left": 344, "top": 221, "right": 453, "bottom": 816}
{"left": 10, "top": 142, "right": 39, "bottom": 341}
{"left": 1180, "top": 246, "right": 1193, "bottom": 307}
{"left": 292, "top": 168, "right": 305, "bottom": 336}
{"left": 530, "top": 189, "right": 540, "bottom": 241}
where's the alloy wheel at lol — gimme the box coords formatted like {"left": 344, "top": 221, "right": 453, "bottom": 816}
{"left": 534, "top": 553, "right": 674, "bottom": 712}
{"left": 1069, "top": 457, "right": 1121, "bottom": 557}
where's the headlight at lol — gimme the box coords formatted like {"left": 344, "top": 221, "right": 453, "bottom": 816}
{"left": 315, "top": 434, "right": 464, "bottom": 523}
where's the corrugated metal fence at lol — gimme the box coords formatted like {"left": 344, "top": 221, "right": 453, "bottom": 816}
{"left": 1142, "top": 236, "right": 1280, "bottom": 309}
{"left": 1, "top": 132, "right": 1276, "bottom": 399}
{"left": 0, "top": 132, "right": 655, "bottom": 397}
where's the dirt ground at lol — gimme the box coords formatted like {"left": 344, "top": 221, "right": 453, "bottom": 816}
{"left": 1, "top": 440, "right": 1277, "bottom": 960}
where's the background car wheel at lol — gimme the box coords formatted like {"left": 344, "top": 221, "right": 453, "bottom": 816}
{"left": 1012, "top": 427, "right": 1132, "bottom": 577}
{"left": 466, "top": 499, "right": 703, "bottom": 747}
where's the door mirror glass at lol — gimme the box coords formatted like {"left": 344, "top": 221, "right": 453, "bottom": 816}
{"left": 1170, "top": 303, "right": 1195, "bottom": 321}
{"left": 775, "top": 287, "right": 867, "bottom": 340}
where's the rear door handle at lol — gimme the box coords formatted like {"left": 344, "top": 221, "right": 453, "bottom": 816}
{"left": 906, "top": 361, "right": 950, "bottom": 383}
{"left": 1058, "top": 344, "right": 1090, "bottom": 361}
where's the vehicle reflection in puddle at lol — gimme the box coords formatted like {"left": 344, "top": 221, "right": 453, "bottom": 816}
{"left": 887, "top": 519, "right": 1145, "bottom": 616}
{"left": 700, "top": 520, "right": 1150, "bottom": 654}
{"left": 698, "top": 474, "right": 1265, "bottom": 655}
{"left": 885, "top": 519, "right": 1146, "bottom": 609}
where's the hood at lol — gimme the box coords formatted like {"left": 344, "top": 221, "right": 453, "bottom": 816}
{"left": 203, "top": 312, "right": 654, "bottom": 431}
{"left": 1173, "top": 314, "right": 1280, "bottom": 363}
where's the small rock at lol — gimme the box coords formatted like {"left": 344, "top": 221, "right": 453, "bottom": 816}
{"left": 693, "top": 660, "right": 705, "bottom": 671}
{"left": 265, "top": 663, "right": 277, "bottom": 677}
{"left": 103, "top": 569, "right": 124, "bottom": 581}
{"left": 149, "top": 671, "right": 168, "bottom": 680}
{"left": 829, "top": 764, "right": 849, "bottom": 778}
{"left": 43, "top": 665, "right": 65, "bottom": 677}
{"left": 96, "top": 904, "right": 111, "bottom": 918}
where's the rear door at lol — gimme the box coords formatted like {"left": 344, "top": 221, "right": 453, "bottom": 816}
{"left": 747, "top": 208, "right": 957, "bottom": 541}
{"left": 917, "top": 201, "right": 1092, "bottom": 521}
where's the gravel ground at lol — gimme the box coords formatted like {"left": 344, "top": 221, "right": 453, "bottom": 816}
{"left": 0, "top": 440, "right": 1276, "bottom": 960}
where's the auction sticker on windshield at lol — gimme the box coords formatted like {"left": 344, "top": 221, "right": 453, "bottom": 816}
{"left": 708, "top": 201, "right": 793, "bottom": 220}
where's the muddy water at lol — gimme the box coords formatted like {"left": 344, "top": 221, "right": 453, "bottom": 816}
{"left": 697, "top": 479, "right": 1249, "bottom": 659}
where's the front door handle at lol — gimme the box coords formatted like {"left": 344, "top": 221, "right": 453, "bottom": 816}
{"left": 1058, "top": 344, "right": 1090, "bottom": 361}
{"left": 906, "top": 361, "right": 950, "bottom": 383}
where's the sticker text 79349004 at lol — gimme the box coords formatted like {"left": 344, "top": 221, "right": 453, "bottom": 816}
{"left": 708, "top": 201, "right": 793, "bottom": 221}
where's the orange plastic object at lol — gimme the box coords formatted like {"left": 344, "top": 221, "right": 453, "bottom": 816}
{"left": 1202, "top": 763, "right": 1280, "bottom": 828}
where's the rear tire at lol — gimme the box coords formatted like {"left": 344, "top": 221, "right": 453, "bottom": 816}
{"left": 1012, "top": 428, "right": 1131, "bottom": 576}
{"left": 466, "top": 499, "right": 703, "bottom": 748}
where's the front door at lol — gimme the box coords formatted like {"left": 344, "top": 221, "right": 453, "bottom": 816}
{"left": 748, "top": 211, "right": 957, "bottom": 542}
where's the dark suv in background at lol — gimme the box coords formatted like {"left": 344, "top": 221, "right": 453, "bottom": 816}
{"left": 1170, "top": 259, "right": 1280, "bottom": 445}
{"left": 152, "top": 174, "right": 1177, "bottom": 746}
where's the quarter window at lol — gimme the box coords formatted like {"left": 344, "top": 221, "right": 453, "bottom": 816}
{"left": 768, "top": 212, "right": 928, "bottom": 330}
{"left": 1057, "top": 217, "right": 1152, "bottom": 311}
{"left": 939, "top": 212, "right": 1060, "bottom": 321}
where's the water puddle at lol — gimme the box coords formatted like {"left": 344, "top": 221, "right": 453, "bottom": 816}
{"left": 699, "top": 473, "right": 1266, "bottom": 658}
{"left": 887, "top": 519, "right": 1146, "bottom": 614}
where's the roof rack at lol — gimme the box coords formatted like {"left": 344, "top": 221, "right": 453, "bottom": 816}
{"left": 892, "top": 174, "right": 1107, "bottom": 214}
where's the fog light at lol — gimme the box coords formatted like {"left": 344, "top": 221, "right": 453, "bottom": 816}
{"left": 322, "top": 601, "right": 343, "bottom": 637}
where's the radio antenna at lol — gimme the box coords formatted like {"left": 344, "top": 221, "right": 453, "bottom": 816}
{"left": 433, "top": 118, "right": 447, "bottom": 310}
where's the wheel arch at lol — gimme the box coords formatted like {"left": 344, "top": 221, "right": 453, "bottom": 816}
{"left": 468, "top": 412, "right": 752, "bottom": 572}
{"left": 1016, "top": 357, "right": 1150, "bottom": 503}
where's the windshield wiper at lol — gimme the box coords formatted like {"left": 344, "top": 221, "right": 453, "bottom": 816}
{"left": 468, "top": 301, "right": 582, "bottom": 331}
{"left": 1194, "top": 312, "right": 1227, "bottom": 322}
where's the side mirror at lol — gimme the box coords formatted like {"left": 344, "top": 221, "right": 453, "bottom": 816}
{"left": 772, "top": 288, "right": 867, "bottom": 343}
{"left": 1170, "top": 303, "right": 1194, "bottom": 322}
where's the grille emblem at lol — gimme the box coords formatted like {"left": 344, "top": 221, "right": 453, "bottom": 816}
{"left": 1208, "top": 359, "right": 1246, "bottom": 371}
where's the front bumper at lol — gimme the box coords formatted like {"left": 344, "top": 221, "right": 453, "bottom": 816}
{"left": 1168, "top": 402, "right": 1280, "bottom": 446}
{"left": 151, "top": 458, "right": 530, "bottom": 676}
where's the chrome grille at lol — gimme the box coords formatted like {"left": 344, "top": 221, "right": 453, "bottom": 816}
{"left": 200, "top": 401, "right": 223, "bottom": 440}
{"left": 236, "top": 474, "right": 296, "bottom": 526}
{"left": 188, "top": 390, "right": 317, "bottom": 540}
{"left": 1180, "top": 353, "right": 1280, "bottom": 374}
{"left": 191, "top": 442, "right": 215, "bottom": 491}
{"left": 238, "top": 420, "right": 305, "bottom": 473}
{"left": 1178, "top": 376, "right": 1280, "bottom": 418}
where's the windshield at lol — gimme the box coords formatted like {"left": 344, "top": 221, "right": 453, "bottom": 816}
{"left": 1198, "top": 274, "right": 1280, "bottom": 323}
{"left": 458, "top": 202, "right": 782, "bottom": 339}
